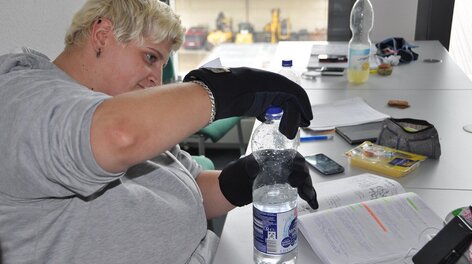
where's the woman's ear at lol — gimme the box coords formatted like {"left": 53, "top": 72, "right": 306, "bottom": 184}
{"left": 90, "top": 17, "right": 113, "bottom": 53}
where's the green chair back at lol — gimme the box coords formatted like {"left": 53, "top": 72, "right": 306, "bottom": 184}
{"left": 198, "top": 117, "right": 242, "bottom": 142}
{"left": 163, "top": 56, "right": 176, "bottom": 84}
{"left": 192, "top": 155, "right": 215, "bottom": 170}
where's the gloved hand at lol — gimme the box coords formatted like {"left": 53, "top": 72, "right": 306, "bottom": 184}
{"left": 183, "top": 67, "right": 313, "bottom": 139}
{"left": 219, "top": 152, "right": 319, "bottom": 209}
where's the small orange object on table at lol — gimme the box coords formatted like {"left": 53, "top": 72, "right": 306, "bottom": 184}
{"left": 377, "top": 63, "right": 393, "bottom": 76}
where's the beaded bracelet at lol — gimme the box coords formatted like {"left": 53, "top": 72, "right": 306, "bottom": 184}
{"left": 190, "top": 80, "right": 216, "bottom": 124}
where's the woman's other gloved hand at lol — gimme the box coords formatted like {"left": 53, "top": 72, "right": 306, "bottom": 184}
{"left": 218, "top": 152, "right": 319, "bottom": 210}
{"left": 183, "top": 67, "right": 313, "bottom": 139}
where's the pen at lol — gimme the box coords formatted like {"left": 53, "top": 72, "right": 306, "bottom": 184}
{"left": 300, "top": 135, "right": 334, "bottom": 142}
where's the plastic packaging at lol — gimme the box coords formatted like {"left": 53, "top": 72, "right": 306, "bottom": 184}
{"left": 347, "top": 0, "right": 374, "bottom": 84}
{"left": 278, "top": 60, "right": 300, "bottom": 85}
{"left": 251, "top": 107, "right": 300, "bottom": 264}
{"left": 344, "top": 141, "right": 427, "bottom": 177}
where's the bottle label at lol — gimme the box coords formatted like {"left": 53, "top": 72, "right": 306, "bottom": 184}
{"left": 348, "top": 48, "right": 370, "bottom": 71}
{"left": 253, "top": 206, "right": 298, "bottom": 255}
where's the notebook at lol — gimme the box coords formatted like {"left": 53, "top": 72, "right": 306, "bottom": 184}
{"left": 309, "top": 97, "right": 389, "bottom": 131}
{"left": 335, "top": 121, "right": 383, "bottom": 145}
{"left": 307, "top": 42, "right": 349, "bottom": 70}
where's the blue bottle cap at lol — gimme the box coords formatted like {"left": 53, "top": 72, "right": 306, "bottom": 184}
{"left": 266, "top": 106, "right": 283, "bottom": 115}
{"left": 282, "top": 60, "right": 293, "bottom": 67}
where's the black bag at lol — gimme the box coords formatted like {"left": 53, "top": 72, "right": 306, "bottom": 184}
{"left": 375, "top": 37, "right": 419, "bottom": 63}
{"left": 377, "top": 118, "right": 441, "bottom": 159}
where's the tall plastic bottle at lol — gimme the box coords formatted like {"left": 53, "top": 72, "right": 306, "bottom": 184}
{"left": 278, "top": 60, "right": 300, "bottom": 85}
{"left": 347, "top": 0, "right": 374, "bottom": 84}
{"left": 251, "top": 107, "right": 300, "bottom": 264}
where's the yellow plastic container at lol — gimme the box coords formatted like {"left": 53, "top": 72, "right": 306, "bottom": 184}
{"left": 345, "top": 141, "right": 427, "bottom": 177}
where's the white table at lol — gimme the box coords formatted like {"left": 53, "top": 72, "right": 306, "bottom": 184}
{"left": 273, "top": 40, "right": 472, "bottom": 91}
{"left": 302, "top": 89, "right": 472, "bottom": 191}
{"left": 213, "top": 41, "right": 472, "bottom": 264}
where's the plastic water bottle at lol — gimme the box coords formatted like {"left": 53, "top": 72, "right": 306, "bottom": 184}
{"left": 347, "top": 0, "right": 374, "bottom": 84}
{"left": 278, "top": 60, "right": 300, "bottom": 85}
{"left": 251, "top": 107, "right": 300, "bottom": 264}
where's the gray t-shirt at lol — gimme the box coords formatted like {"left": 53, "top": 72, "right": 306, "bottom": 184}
{"left": 0, "top": 51, "right": 218, "bottom": 263}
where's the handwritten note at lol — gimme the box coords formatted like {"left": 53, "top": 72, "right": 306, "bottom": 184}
{"left": 299, "top": 192, "right": 444, "bottom": 264}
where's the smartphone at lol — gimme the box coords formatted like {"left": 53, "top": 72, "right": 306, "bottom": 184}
{"left": 318, "top": 67, "right": 345, "bottom": 76}
{"left": 318, "top": 54, "right": 348, "bottom": 63}
{"left": 305, "top": 153, "right": 344, "bottom": 175}
{"left": 301, "top": 70, "right": 321, "bottom": 80}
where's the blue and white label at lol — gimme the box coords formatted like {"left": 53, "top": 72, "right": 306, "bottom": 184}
{"left": 348, "top": 47, "right": 370, "bottom": 71}
{"left": 253, "top": 206, "right": 298, "bottom": 254}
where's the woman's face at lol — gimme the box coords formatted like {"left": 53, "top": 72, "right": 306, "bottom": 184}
{"left": 98, "top": 36, "right": 173, "bottom": 96}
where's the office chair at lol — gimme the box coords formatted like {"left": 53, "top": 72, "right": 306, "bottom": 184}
{"left": 192, "top": 117, "right": 245, "bottom": 156}
{"left": 162, "top": 55, "right": 176, "bottom": 84}
{"left": 191, "top": 155, "right": 215, "bottom": 170}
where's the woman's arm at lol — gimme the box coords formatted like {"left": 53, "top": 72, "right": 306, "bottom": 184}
{"left": 196, "top": 170, "right": 236, "bottom": 219}
{"left": 91, "top": 67, "right": 314, "bottom": 174}
{"left": 90, "top": 82, "right": 211, "bottom": 173}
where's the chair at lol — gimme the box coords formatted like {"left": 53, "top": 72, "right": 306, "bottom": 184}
{"left": 191, "top": 155, "right": 215, "bottom": 170}
{"left": 192, "top": 117, "right": 245, "bottom": 156}
{"left": 162, "top": 56, "right": 176, "bottom": 84}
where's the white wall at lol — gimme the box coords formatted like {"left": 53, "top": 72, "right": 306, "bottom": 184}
{"left": 370, "top": 0, "right": 418, "bottom": 42}
{"left": 0, "top": 0, "right": 86, "bottom": 59}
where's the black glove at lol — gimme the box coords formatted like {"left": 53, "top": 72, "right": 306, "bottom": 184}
{"left": 219, "top": 152, "right": 319, "bottom": 209}
{"left": 183, "top": 67, "right": 313, "bottom": 139}
{"left": 287, "top": 153, "right": 319, "bottom": 210}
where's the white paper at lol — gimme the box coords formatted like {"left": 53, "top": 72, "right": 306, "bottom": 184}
{"left": 199, "top": 57, "right": 223, "bottom": 68}
{"left": 309, "top": 97, "right": 390, "bottom": 130}
{"left": 298, "top": 173, "right": 405, "bottom": 216}
{"left": 299, "top": 192, "right": 444, "bottom": 264}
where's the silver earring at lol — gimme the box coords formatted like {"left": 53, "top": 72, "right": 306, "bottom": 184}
{"left": 96, "top": 48, "right": 102, "bottom": 58}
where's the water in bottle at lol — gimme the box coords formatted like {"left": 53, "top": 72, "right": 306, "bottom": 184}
{"left": 278, "top": 60, "right": 300, "bottom": 85}
{"left": 347, "top": 0, "right": 374, "bottom": 84}
{"left": 251, "top": 107, "right": 300, "bottom": 264}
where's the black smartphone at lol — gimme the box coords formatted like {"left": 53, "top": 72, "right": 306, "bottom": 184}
{"left": 305, "top": 153, "right": 344, "bottom": 175}
{"left": 318, "top": 67, "right": 345, "bottom": 76}
{"left": 318, "top": 54, "right": 348, "bottom": 63}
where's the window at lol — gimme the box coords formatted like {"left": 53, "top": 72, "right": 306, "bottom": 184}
{"left": 173, "top": 0, "right": 328, "bottom": 77}
{"left": 449, "top": 0, "right": 472, "bottom": 80}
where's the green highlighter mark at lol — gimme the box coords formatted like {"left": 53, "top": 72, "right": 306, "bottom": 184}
{"left": 406, "top": 197, "right": 419, "bottom": 211}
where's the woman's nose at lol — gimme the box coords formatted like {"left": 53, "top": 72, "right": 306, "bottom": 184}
{"left": 147, "top": 71, "right": 162, "bottom": 87}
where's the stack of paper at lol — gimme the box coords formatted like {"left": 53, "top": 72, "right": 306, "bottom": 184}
{"left": 309, "top": 97, "right": 390, "bottom": 131}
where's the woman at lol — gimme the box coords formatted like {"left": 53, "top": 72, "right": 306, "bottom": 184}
{"left": 0, "top": 0, "right": 317, "bottom": 263}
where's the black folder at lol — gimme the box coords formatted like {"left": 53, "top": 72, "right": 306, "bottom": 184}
{"left": 335, "top": 121, "right": 383, "bottom": 145}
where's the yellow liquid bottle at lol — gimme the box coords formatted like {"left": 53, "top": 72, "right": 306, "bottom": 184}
{"left": 347, "top": 64, "right": 370, "bottom": 84}
{"left": 348, "top": 0, "right": 373, "bottom": 85}
{"left": 347, "top": 48, "right": 370, "bottom": 84}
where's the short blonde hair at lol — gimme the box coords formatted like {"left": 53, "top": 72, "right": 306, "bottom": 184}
{"left": 64, "top": 0, "right": 184, "bottom": 51}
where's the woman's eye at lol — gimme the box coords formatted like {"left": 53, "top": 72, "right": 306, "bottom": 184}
{"left": 145, "top": 53, "right": 158, "bottom": 65}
